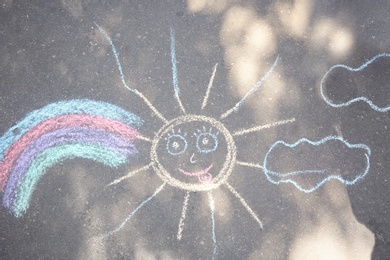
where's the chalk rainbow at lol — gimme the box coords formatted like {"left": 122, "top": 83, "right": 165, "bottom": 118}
{"left": 0, "top": 99, "right": 143, "bottom": 217}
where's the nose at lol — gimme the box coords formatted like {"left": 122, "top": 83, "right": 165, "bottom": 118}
{"left": 190, "top": 153, "right": 197, "bottom": 163}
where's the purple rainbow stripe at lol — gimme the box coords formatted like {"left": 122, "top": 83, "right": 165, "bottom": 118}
{"left": 0, "top": 114, "right": 139, "bottom": 190}
{"left": 3, "top": 127, "right": 137, "bottom": 209}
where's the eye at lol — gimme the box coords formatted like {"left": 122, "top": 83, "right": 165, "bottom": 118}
{"left": 166, "top": 134, "right": 187, "bottom": 156}
{"left": 196, "top": 133, "right": 218, "bottom": 153}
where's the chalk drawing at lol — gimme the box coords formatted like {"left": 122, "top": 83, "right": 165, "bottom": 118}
{"left": 0, "top": 100, "right": 143, "bottom": 217}
{"left": 0, "top": 23, "right": 295, "bottom": 258}
{"left": 1, "top": 21, "right": 378, "bottom": 258}
{"left": 209, "top": 191, "right": 217, "bottom": 260}
{"left": 202, "top": 63, "right": 218, "bottom": 110}
{"left": 1, "top": 20, "right": 378, "bottom": 258}
{"left": 170, "top": 27, "right": 187, "bottom": 114}
{"left": 94, "top": 22, "right": 168, "bottom": 123}
{"left": 263, "top": 136, "right": 371, "bottom": 193}
{"left": 91, "top": 25, "right": 295, "bottom": 259}
{"left": 94, "top": 182, "right": 166, "bottom": 240}
{"left": 220, "top": 56, "right": 280, "bottom": 120}
{"left": 320, "top": 53, "right": 390, "bottom": 112}
{"left": 177, "top": 191, "right": 190, "bottom": 240}
{"left": 9, "top": 23, "right": 378, "bottom": 259}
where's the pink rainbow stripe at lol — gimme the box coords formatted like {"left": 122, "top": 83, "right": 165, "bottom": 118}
{"left": 0, "top": 114, "right": 139, "bottom": 190}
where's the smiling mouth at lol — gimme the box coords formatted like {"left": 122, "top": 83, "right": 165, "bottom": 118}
{"left": 178, "top": 164, "right": 214, "bottom": 183}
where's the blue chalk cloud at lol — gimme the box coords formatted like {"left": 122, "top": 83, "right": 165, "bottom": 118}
{"left": 263, "top": 136, "right": 371, "bottom": 193}
{"left": 320, "top": 53, "right": 390, "bottom": 112}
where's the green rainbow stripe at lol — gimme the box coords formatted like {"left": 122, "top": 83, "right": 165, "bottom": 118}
{"left": 12, "top": 143, "right": 128, "bottom": 217}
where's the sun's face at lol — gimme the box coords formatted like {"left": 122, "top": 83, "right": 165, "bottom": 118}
{"left": 151, "top": 115, "right": 236, "bottom": 191}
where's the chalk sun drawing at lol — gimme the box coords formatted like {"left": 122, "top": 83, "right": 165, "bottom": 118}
{"left": 0, "top": 23, "right": 372, "bottom": 258}
{"left": 89, "top": 23, "right": 297, "bottom": 258}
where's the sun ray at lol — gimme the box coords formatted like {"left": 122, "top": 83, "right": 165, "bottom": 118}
{"left": 108, "top": 162, "right": 154, "bottom": 186}
{"left": 94, "top": 182, "right": 166, "bottom": 240}
{"left": 201, "top": 63, "right": 219, "bottom": 110}
{"left": 136, "top": 134, "right": 152, "bottom": 143}
{"left": 94, "top": 22, "right": 168, "bottom": 124}
{"left": 208, "top": 191, "right": 217, "bottom": 260}
{"left": 170, "top": 28, "right": 187, "bottom": 115}
{"left": 232, "top": 118, "right": 295, "bottom": 137}
{"left": 224, "top": 182, "right": 263, "bottom": 229}
{"left": 177, "top": 191, "right": 190, "bottom": 240}
{"left": 220, "top": 56, "right": 280, "bottom": 120}
{"left": 135, "top": 91, "right": 168, "bottom": 123}
{"left": 236, "top": 160, "right": 264, "bottom": 170}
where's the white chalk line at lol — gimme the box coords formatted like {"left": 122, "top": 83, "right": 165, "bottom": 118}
{"left": 232, "top": 118, "right": 296, "bottom": 137}
{"left": 220, "top": 56, "right": 279, "bottom": 120}
{"left": 136, "top": 134, "right": 152, "bottom": 142}
{"left": 224, "top": 182, "right": 263, "bottom": 229}
{"left": 94, "top": 182, "right": 166, "bottom": 240}
{"left": 135, "top": 89, "right": 169, "bottom": 124}
{"left": 177, "top": 191, "right": 190, "bottom": 240}
{"left": 201, "top": 63, "right": 219, "bottom": 110}
{"left": 175, "top": 92, "right": 187, "bottom": 115}
{"left": 108, "top": 162, "right": 154, "bottom": 186}
{"left": 208, "top": 191, "right": 217, "bottom": 259}
{"left": 94, "top": 23, "right": 168, "bottom": 124}
{"left": 236, "top": 160, "right": 264, "bottom": 170}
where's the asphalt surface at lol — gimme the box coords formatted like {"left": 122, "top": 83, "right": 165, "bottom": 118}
{"left": 1, "top": 1, "right": 390, "bottom": 259}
